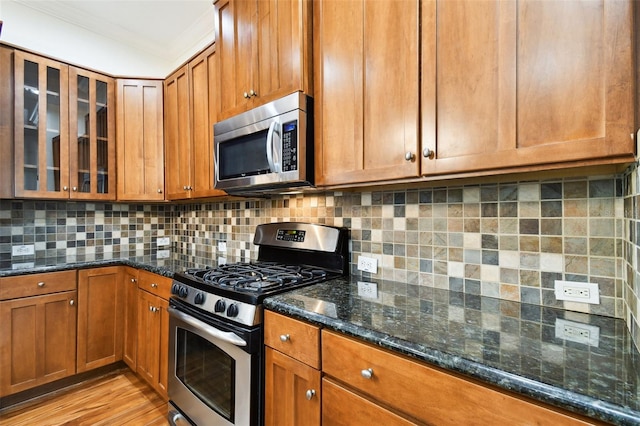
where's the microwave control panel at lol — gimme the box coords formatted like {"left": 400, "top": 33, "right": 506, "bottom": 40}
{"left": 281, "top": 120, "right": 298, "bottom": 172}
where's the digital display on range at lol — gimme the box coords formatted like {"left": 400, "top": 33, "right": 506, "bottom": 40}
{"left": 276, "top": 229, "right": 306, "bottom": 242}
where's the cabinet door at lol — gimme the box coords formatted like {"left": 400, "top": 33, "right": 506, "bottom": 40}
{"left": 264, "top": 347, "right": 320, "bottom": 426}
{"left": 164, "top": 65, "right": 192, "bottom": 200}
{"left": 116, "top": 79, "right": 165, "bottom": 201}
{"left": 137, "top": 289, "right": 168, "bottom": 400}
{"left": 0, "top": 45, "right": 13, "bottom": 199}
{"left": 422, "top": 0, "right": 634, "bottom": 176}
{"left": 215, "top": 0, "right": 257, "bottom": 119}
{"left": 77, "top": 267, "right": 124, "bottom": 373}
{"left": 14, "top": 51, "right": 69, "bottom": 198}
{"left": 157, "top": 296, "right": 170, "bottom": 400}
{"left": 0, "top": 291, "right": 77, "bottom": 397}
{"left": 122, "top": 267, "right": 138, "bottom": 370}
{"left": 189, "top": 44, "right": 226, "bottom": 199}
{"left": 68, "top": 67, "right": 116, "bottom": 200}
{"left": 314, "top": 0, "right": 420, "bottom": 186}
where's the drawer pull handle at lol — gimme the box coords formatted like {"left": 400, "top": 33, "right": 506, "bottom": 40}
{"left": 305, "top": 389, "right": 316, "bottom": 400}
{"left": 279, "top": 334, "right": 290, "bottom": 342}
{"left": 37, "top": 282, "right": 45, "bottom": 288}
{"left": 151, "top": 283, "right": 158, "bottom": 288}
{"left": 361, "top": 368, "right": 374, "bottom": 379}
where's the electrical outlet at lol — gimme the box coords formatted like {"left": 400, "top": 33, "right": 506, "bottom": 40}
{"left": 218, "top": 241, "right": 227, "bottom": 252}
{"left": 554, "top": 280, "right": 600, "bottom": 304}
{"left": 157, "top": 237, "right": 170, "bottom": 247}
{"left": 555, "top": 318, "right": 600, "bottom": 347}
{"left": 357, "top": 281, "right": 378, "bottom": 299}
{"left": 157, "top": 249, "right": 170, "bottom": 259}
{"left": 12, "top": 244, "right": 35, "bottom": 256}
{"left": 357, "top": 256, "right": 378, "bottom": 274}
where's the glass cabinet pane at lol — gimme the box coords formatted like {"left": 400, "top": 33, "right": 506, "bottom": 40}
{"left": 77, "top": 75, "right": 90, "bottom": 193}
{"left": 96, "top": 79, "right": 108, "bottom": 193}
{"left": 46, "top": 66, "right": 61, "bottom": 192}
{"left": 23, "top": 60, "right": 39, "bottom": 190}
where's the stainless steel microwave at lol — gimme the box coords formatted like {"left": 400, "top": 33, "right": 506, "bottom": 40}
{"left": 214, "top": 92, "right": 313, "bottom": 194}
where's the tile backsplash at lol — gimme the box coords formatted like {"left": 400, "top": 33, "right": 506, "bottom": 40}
{"left": 2, "top": 168, "right": 640, "bottom": 352}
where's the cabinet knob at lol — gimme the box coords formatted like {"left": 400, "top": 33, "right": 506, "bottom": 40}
{"left": 188, "top": 186, "right": 193, "bottom": 190}
{"left": 404, "top": 151, "right": 415, "bottom": 161}
{"left": 130, "top": 278, "right": 137, "bottom": 283}
{"left": 279, "top": 334, "right": 290, "bottom": 342}
{"left": 70, "top": 299, "right": 75, "bottom": 306}
{"left": 72, "top": 186, "right": 78, "bottom": 191}
{"left": 361, "top": 368, "right": 374, "bottom": 379}
{"left": 151, "top": 283, "right": 158, "bottom": 288}
{"left": 150, "top": 306, "right": 158, "bottom": 313}
{"left": 305, "top": 389, "right": 316, "bottom": 400}
{"left": 63, "top": 186, "right": 69, "bottom": 191}
{"left": 37, "top": 282, "right": 45, "bottom": 287}
{"left": 183, "top": 185, "right": 188, "bottom": 190}
{"left": 423, "top": 148, "right": 434, "bottom": 159}
{"left": 157, "top": 189, "right": 162, "bottom": 193}
{"left": 249, "top": 89, "right": 257, "bottom": 97}
{"left": 243, "top": 91, "right": 250, "bottom": 99}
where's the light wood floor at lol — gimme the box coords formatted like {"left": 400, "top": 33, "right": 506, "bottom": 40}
{"left": 0, "top": 369, "right": 168, "bottom": 426}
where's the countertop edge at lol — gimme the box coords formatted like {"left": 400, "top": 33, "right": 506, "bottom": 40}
{"left": 0, "top": 259, "right": 177, "bottom": 279}
{"left": 264, "top": 298, "right": 640, "bottom": 426}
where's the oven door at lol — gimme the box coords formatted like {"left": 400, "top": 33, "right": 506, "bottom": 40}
{"left": 168, "top": 304, "right": 257, "bottom": 426}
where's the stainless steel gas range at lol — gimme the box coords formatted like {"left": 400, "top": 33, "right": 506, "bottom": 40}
{"left": 167, "top": 222, "right": 349, "bottom": 426}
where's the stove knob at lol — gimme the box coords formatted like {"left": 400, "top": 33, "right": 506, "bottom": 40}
{"left": 178, "top": 286, "right": 188, "bottom": 298}
{"left": 214, "top": 299, "right": 226, "bottom": 313}
{"left": 171, "top": 283, "right": 180, "bottom": 295}
{"left": 194, "top": 292, "right": 205, "bottom": 305}
{"left": 226, "top": 303, "right": 239, "bottom": 318}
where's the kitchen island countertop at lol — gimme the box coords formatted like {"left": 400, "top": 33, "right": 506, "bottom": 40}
{"left": 264, "top": 277, "right": 640, "bottom": 426}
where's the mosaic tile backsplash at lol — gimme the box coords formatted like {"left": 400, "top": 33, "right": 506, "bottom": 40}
{"left": 2, "top": 169, "right": 640, "bottom": 352}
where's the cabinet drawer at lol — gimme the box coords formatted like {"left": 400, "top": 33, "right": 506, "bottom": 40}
{"left": 322, "top": 331, "right": 595, "bottom": 426}
{"left": 137, "top": 270, "right": 172, "bottom": 300}
{"left": 264, "top": 311, "right": 320, "bottom": 369}
{"left": 0, "top": 270, "right": 77, "bottom": 300}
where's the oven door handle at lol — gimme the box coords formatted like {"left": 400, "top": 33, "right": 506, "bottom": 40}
{"left": 168, "top": 307, "right": 247, "bottom": 347}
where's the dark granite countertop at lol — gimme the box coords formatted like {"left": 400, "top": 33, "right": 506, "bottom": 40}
{"left": 264, "top": 277, "right": 640, "bottom": 426}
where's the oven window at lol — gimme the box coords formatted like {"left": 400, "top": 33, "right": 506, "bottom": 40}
{"left": 176, "top": 327, "right": 235, "bottom": 422}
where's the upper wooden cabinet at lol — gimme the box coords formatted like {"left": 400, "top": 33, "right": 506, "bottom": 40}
{"left": 116, "top": 79, "right": 165, "bottom": 201}
{"left": 314, "top": 0, "right": 420, "bottom": 186}
{"left": 0, "top": 46, "right": 14, "bottom": 199}
{"left": 164, "top": 44, "right": 226, "bottom": 200}
{"left": 13, "top": 51, "right": 116, "bottom": 199}
{"left": 421, "top": 0, "right": 635, "bottom": 177}
{"left": 315, "top": 0, "right": 635, "bottom": 187}
{"left": 213, "top": 0, "right": 313, "bottom": 121}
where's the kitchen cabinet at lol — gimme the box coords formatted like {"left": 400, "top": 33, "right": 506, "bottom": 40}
{"left": 0, "top": 271, "right": 77, "bottom": 397}
{"left": 0, "top": 45, "right": 14, "bottom": 199}
{"left": 322, "top": 330, "right": 596, "bottom": 425}
{"left": 122, "top": 267, "right": 139, "bottom": 371}
{"left": 136, "top": 270, "right": 171, "bottom": 400}
{"left": 77, "top": 267, "right": 124, "bottom": 373}
{"left": 13, "top": 50, "right": 116, "bottom": 199}
{"left": 164, "top": 44, "right": 226, "bottom": 200}
{"left": 315, "top": 0, "right": 634, "bottom": 188}
{"left": 213, "top": 0, "right": 312, "bottom": 121}
{"left": 263, "top": 311, "right": 321, "bottom": 426}
{"left": 313, "top": 0, "right": 420, "bottom": 186}
{"left": 116, "top": 79, "right": 165, "bottom": 201}
{"left": 420, "top": 0, "right": 634, "bottom": 178}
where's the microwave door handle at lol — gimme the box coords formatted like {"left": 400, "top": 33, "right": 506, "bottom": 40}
{"left": 168, "top": 307, "right": 247, "bottom": 347}
{"left": 266, "top": 121, "right": 279, "bottom": 172}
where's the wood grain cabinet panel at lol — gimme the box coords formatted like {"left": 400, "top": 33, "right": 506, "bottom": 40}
{"left": 314, "top": 0, "right": 420, "bottom": 186}
{"left": 77, "top": 267, "right": 124, "bottom": 373}
{"left": 122, "top": 267, "right": 139, "bottom": 371}
{"left": 264, "top": 310, "right": 320, "bottom": 369}
{"left": 0, "top": 274, "right": 77, "bottom": 397}
{"left": 213, "top": 0, "right": 312, "bottom": 121}
{"left": 116, "top": 79, "right": 165, "bottom": 201}
{"left": 421, "top": 0, "right": 634, "bottom": 177}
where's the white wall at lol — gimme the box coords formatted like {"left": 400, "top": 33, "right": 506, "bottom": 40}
{"left": 0, "top": 1, "right": 214, "bottom": 78}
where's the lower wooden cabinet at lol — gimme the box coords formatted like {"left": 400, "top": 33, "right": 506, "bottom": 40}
{"left": 77, "top": 267, "right": 124, "bottom": 373}
{"left": 264, "top": 311, "right": 321, "bottom": 426}
{"left": 122, "top": 267, "right": 139, "bottom": 370}
{"left": 0, "top": 271, "right": 77, "bottom": 397}
{"left": 136, "top": 271, "right": 171, "bottom": 400}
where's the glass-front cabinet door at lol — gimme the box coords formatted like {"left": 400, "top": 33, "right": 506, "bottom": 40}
{"left": 14, "top": 51, "right": 69, "bottom": 198}
{"left": 69, "top": 67, "right": 115, "bottom": 200}
{"left": 14, "top": 51, "right": 116, "bottom": 200}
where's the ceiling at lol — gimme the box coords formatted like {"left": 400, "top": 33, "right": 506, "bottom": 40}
{"left": 4, "top": 0, "right": 214, "bottom": 75}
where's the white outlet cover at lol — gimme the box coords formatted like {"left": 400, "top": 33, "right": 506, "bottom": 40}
{"left": 218, "top": 241, "right": 227, "bottom": 252}
{"left": 555, "top": 318, "right": 600, "bottom": 347}
{"left": 12, "top": 244, "right": 35, "bottom": 256}
{"left": 157, "top": 237, "right": 170, "bottom": 247}
{"left": 554, "top": 280, "right": 600, "bottom": 304}
{"left": 157, "top": 249, "right": 170, "bottom": 259}
{"left": 357, "top": 256, "right": 378, "bottom": 273}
